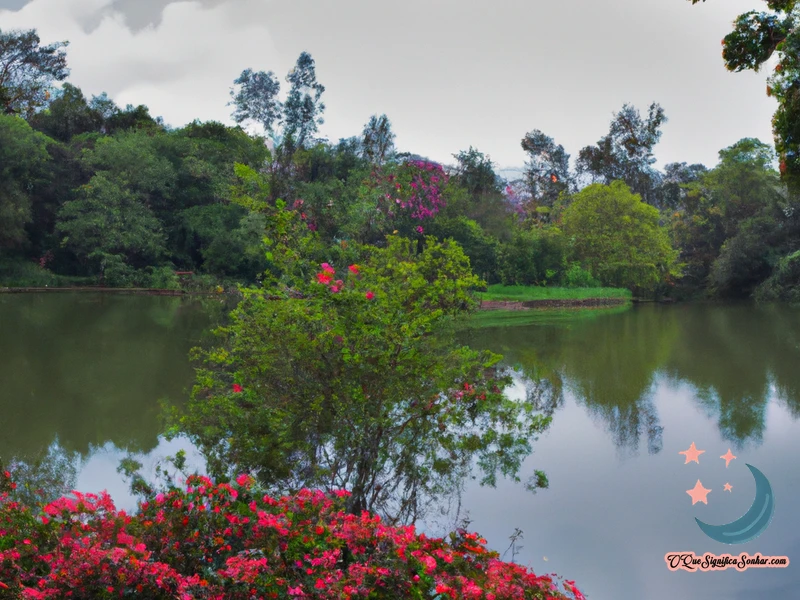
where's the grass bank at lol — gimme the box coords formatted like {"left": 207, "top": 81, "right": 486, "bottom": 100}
{"left": 464, "top": 304, "right": 632, "bottom": 329}
{"left": 478, "top": 285, "right": 632, "bottom": 302}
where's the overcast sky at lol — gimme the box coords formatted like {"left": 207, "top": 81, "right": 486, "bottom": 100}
{"left": 0, "top": 0, "right": 779, "bottom": 172}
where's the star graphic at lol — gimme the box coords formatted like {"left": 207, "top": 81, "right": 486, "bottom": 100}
{"left": 687, "top": 480, "right": 712, "bottom": 505}
{"left": 679, "top": 442, "right": 705, "bottom": 464}
{"left": 720, "top": 449, "right": 737, "bottom": 468}
{"left": 723, "top": 483, "right": 733, "bottom": 492}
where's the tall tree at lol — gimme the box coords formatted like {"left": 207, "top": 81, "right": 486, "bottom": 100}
{"left": 361, "top": 113, "right": 395, "bottom": 165}
{"left": 0, "top": 115, "right": 50, "bottom": 250}
{"left": 0, "top": 28, "right": 69, "bottom": 117}
{"left": 690, "top": 0, "right": 800, "bottom": 194}
{"left": 451, "top": 147, "right": 503, "bottom": 196}
{"left": 654, "top": 162, "right": 708, "bottom": 211}
{"left": 520, "top": 129, "right": 572, "bottom": 207}
{"left": 282, "top": 51, "right": 325, "bottom": 149}
{"left": 576, "top": 103, "right": 667, "bottom": 205}
{"left": 229, "top": 68, "right": 282, "bottom": 136}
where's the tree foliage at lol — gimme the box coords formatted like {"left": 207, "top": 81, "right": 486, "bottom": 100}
{"left": 229, "top": 68, "right": 282, "bottom": 135}
{"left": 577, "top": 103, "right": 667, "bottom": 205}
{"left": 361, "top": 113, "right": 395, "bottom": 165}
{"left": 562, "top": 181, "right": 679, "bottom": 291}
{"left": 283, "top": 51, "right": 326, "bottom": 148}
{"left": 0, "top": 115, "right": 50, "bottom": 249}
{"left": 521, "top": 130, "right": 572, "bottom": 207}
{"left": 0, "top": 28, "right": 69, "bottom": 117}
{"left": 177, "top": 166, "right": 552, "bottom": 524}
{"left": 691, "top": 0, "right": 800, "bottom": 192}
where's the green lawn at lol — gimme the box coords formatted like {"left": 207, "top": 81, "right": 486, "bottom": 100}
{"left": 477, "top": 285, "right": 632, "bottom": 302}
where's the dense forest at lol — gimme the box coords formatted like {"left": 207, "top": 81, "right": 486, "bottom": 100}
{"left": 1, "top": 19, "right": 800, "bottom": 301}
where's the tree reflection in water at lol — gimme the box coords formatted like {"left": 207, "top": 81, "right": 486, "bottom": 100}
{"left": 461, "top": 302, "right": 800, "bottom": 453}
{"left": 2, "top": 440, "right": 79, "bottom": 505}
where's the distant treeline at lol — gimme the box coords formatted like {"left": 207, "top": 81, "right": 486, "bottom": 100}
{"left": 2, "top": 27, "right": 799, "bottom": 300}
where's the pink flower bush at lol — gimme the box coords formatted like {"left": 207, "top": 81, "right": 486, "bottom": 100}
{"left": 0, "top": 471, "right": 585, "bottom": 600}
{"left": 370, "top": 160, "right": 449, "bottom": 224}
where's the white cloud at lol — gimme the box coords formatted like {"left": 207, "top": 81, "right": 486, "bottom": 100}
{"left": 1, "top": 0, "right": 781, "bottom": 170}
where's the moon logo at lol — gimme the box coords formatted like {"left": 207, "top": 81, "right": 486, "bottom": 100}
{"left": 695, "top": 463, "right": 775, "bottom": 545}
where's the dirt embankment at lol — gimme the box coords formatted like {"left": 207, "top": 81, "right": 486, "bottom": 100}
{"left": 479, "top": 297, "right": 630, "bottom": 310}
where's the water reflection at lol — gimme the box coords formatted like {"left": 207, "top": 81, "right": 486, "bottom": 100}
{"left": 4, "top": 296, "right": 800, "bottom": 598}
{"left": 2, "top": 440, "right": 78, "bottom": 505}
{"left": 0, "top": 293, "right": 220, "bottom": 486}
{"left": 462, "top": 303, "right": 800, "bottom": 451}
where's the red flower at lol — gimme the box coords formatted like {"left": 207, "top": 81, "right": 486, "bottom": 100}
{"left": 320, "top": 263, "right": 335, "bottom": 274}
{"left": 232, "top": 384, "right": 243, "bottom": 393}
{"left": 317, "top": 273, "right": 333, "bottom": 285}
{"left": 365, "top": 291, "right": 375, "bottom": 300}
{"left": 348, "top": 264, "right": 360, "bottom": 274}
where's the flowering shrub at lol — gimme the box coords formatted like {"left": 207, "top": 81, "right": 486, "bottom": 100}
{"left": 0, "top": 471, "right": 585, "bottom": 600}
{"left": 181, "top": 234, "right": 553, "bottom": 524}
{"left": 352, "top": 160, "right": 449, "bottom": 239}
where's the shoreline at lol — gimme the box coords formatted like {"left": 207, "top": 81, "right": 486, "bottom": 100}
{"left": 1, "top": 287, "right": 636, "bottom": 308}
{"left": 479, "top": 297, "right": 631, "bottom": 310}
{"left": 0, "top": 286, "right": 218, "bottom": 296}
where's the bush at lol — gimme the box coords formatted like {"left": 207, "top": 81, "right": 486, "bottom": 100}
{"left": 0, "top": 257, "right": 93, "bottom": 287}
{"left": 497, "top": 228, "right": 567, "bottom": 286}
{"left": 0, "top": 471, "right": 585, "bottom": 600}
{"left": 426, "top": 217, "right": 500, "bottom": 283}
{"left": 755, "top": 249, "right": 800, "bottom": 302}
{"left": 559, "top": 263, "right": 600, "bottom": 288}
{"left": 147, "top": 266, "right": 182, "bottom": 290}
{"left": 709, "top": 216, "right": 779, "bottom": 298}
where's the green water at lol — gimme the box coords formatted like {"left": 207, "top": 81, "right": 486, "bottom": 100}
{"left": 2, "top": 295, "right": 799, "bottom": 599}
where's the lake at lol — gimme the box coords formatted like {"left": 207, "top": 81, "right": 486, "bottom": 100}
{"left": 2, "top": 293, "right": 799, "bottom": 599}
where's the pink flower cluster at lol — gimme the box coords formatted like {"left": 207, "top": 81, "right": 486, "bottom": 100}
{"left": 315, "top": 263, "right": 374, "bottom": 300}
{"left": 0, "top": 471, "right": 585, "bottom": 600}
{"left": 374, "top": 161, "right": 449, "bottom": 222}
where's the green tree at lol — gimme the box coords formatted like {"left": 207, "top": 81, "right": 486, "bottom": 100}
{"left": 577, "top": 103, "right": 667, "bottom": 205}
{"left": 426, "top": 216, "right": 500, "bottom": 282}
{"left": 670, "top": 138, "right": 785, "bottom": 295}
{"left": 283, "top": 51, "right": 325, "bottom": 149}
{"left": 445, "top": 148, "right": 511, "bottom": 239}
{"left": 653, "top": 162, "right": 707, "bottom": 211}
{"left": 562, "top": 181, "right": 680, "bottom": 291}
{"left": 361, "top": 113, "right": 395, "bottom": 165}
{"left": 497, "top": 227, "right": 569, "bottom": 286}
{"left": 690, "top": 0, "right": 800, "bottom": 194}
{"left": 229, "top": 68, "right": 282, "bottom": 136}
{"left": 0, "top": 28, "right": 68, "bottom": 117}
{"left": 28, "top": 83, "right": 101, "bottom": 142}
{"left": 80, "top": 130, "right": 178, "bottom": 217}
{"left": 0, "top": 114, "right": 50, "bottom": 250}
{"left": 56, "top": 173, "right": 166, "bottom": 281}
{"left": 521, "top": 129, "right": 572, "bottom": 208}
{"left": 176, "top": 166, "right": 552, "bottom": 524}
